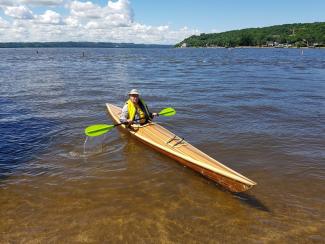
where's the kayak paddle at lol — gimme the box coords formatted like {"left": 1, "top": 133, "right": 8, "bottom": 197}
{"left": 158, "top": 107, "right": 176, "bottom": 116}
{"left": 85, "top": 107, "right": 176, "bottom": 137}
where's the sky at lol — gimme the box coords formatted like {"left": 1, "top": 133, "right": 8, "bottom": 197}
{"left": 0, "top": 0, "right": 324, "bottom": 44}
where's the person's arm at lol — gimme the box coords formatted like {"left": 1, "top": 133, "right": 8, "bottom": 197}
{"left": 148, "top": 107, "right": 158, "bottom": 119}
{"left": 119, "top": 104, "right": 129, "bottom": 123}
{"left": 143, "top": 103, "right": 157, "bottom": 119}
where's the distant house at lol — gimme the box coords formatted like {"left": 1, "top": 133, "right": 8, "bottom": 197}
{"left": 266, "top": 41, "right": 274, "bottom": 47}
{"left": 181, "top": 43, "right": 187, "bottom": 48}
{"left": 284, "top": 43, "right": 292, "bottom": 48}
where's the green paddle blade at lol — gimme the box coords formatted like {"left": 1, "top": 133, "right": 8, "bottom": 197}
{"left": 159, "top": 107, "right": 176, "bottom": 117}
{"left": 85, "top": 124, "right": 115, "bottom": 137}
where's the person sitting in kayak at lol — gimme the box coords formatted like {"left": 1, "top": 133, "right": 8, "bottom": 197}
{"left": 120, "top": 89, "right": 158, "bottom": 125}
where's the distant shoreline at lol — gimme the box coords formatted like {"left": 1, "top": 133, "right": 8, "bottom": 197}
{"left": 0, "top": 42, "right": 172, "bottom": 48}
{"left": 178, "top": 46, "right": 325, "bottom": 49}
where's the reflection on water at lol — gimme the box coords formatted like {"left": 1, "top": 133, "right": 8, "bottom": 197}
{"left": 0, "top": 48, "right": 324, "bottom": 242}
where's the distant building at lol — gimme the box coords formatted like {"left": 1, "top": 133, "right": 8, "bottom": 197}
{"left": 266, "top": 41, "right": 274, "bottom": 47}
{"left": 181, "top": 43, "right": 187, "bottom": 48}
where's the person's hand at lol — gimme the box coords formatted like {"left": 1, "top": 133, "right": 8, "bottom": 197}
{"left": 127, "top": 119, "right": 133, "bottom": 125}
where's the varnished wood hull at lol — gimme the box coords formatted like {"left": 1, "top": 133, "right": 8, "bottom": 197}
{"left": 106, "top": 104, "right": 256, "bottom": 192}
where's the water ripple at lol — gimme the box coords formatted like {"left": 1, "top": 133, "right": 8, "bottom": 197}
{"left": 1, "top": 47, "right": 325, "bottom": 242}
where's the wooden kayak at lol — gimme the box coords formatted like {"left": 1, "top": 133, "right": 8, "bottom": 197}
{"left": 106, "top": 103, "right": 256, "bottom": 192}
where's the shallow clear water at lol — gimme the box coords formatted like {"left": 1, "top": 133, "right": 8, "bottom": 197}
{"left": 1, "top": 48, "right": 324, "bottom": 242}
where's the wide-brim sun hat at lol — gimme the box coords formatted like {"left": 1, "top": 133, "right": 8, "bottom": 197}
{"left": 128, "top": 89, "right": 140, "bottom": 95}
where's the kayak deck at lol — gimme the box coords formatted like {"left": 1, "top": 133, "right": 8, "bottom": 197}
{"left": 106, "top": 103, "right": 256, "bottom": 192}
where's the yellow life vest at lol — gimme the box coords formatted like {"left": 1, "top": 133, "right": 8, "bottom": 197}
{"left": 126, "top": 98, "right": 150, "bottom": 124}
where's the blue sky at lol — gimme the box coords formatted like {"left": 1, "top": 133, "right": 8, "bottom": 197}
{"left": 132, "top": 0, "right": 325, "bottom": 32}
{"left": 0, "top": 0, "right": 324, "bottom": 43}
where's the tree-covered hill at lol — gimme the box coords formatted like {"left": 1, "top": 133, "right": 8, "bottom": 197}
{"left": 176, "top": 22, "right": 325, "bottom": 48}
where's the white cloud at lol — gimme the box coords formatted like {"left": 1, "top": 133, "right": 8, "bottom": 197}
{"left": 20, "top": 0, "right": 64, "bottom": 6}
{"left": 69, "top": 1, "right": 102, "bottom": 19}
{"left": 85, "top": 20, "right": 99, "bottom": 29}
{"left": 157, "top": 25, "right": 168, "bottom": 31}
{"left": 0, "top": 0, "right": 64, "bottom": 7}
{"left": 107, "top": 0, "right": 134, "bottom": 22}
{"left": 0, "top": 0, "right": 199, "bottom": 44}
{"left": 4, "top": 5, "right": 34, "bottom": 19}
{"left": 64, "top": 16, "right": 79, "bottom": 27}
{"left": 0, "top": 0, "right": 15, "bottom": 7}
{"left": 108, "top": 0, "right": 127, "bottom": 11}
{"left": 0, "top": 16, "right": 9, "bottom": 28}
{"left": 37, "top": 10, "right": 62, "bottom": 24}
{"left": 68, "top": 0, "right": 133, "bottom": 26}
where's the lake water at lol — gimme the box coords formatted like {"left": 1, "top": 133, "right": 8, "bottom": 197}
{"left": 1, "top": 48, "right": 324, "bottom": 242}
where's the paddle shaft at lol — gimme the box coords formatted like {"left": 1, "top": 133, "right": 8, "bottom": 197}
{"left": 85, "top": 107, "right": 175, "bottom": 137}
{"left": 114, "top": 115, "right": 156, "bottom": 127}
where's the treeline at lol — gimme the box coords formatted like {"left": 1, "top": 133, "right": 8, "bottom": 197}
{"left": 0, "top": 42, "right": 171, "bottom": 48}
{"left": 176, "top": 22, "right": 325, "bottom": 47}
